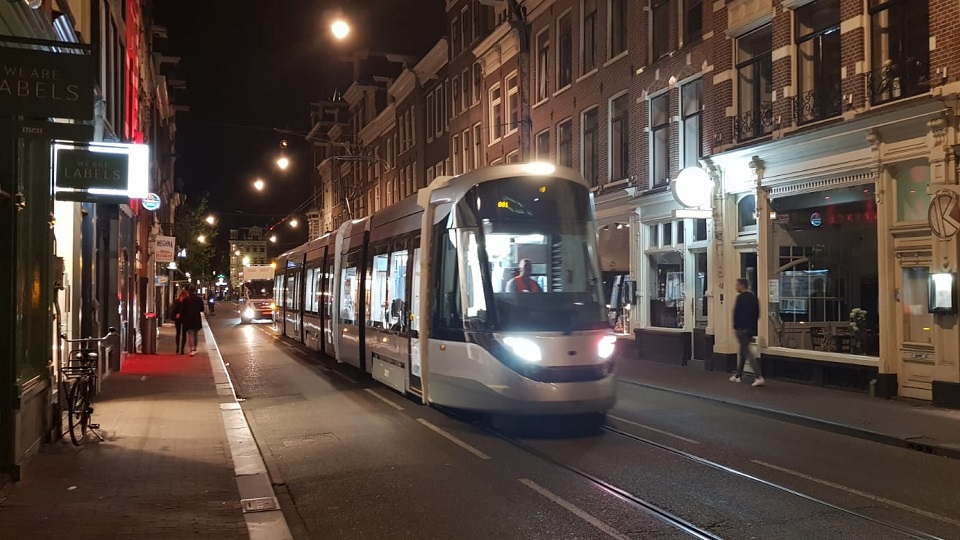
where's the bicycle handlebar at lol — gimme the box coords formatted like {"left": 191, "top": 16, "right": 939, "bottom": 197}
{"left": 60, "top": 327, "right": 117, "bottom": 344}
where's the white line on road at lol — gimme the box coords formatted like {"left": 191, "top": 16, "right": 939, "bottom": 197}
{"left": 332, "top": 369, "right": 359, "bottom": 384}
{"left": 609, "top": 414, "right": 701, "bottom": 445}
{"left": 519, "top": 479, "right": 632, "bottom": 540}
{"left": 752, "top": 460, "right": 960, "bottom": 528}
{"left": 417, "top": 419, "right": 491, "bottom": 460}
{"left": 364, "top": 388, "right": 405, "bottom": 411}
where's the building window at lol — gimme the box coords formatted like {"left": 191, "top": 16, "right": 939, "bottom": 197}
{"left": 557, "top": 118, "right": 573, "bottom": 167}
{"left": 461, "top": 6, "right": 471, "bottom": 47}
{"left": 506, "top": 73, "right": 519, "bottom": 134}
{"left": 451, "top": 17, "right": 460, "bottom": 56}
{"left": 683, "top": 0, "right": 702, "bottom": 45}
{"left": 536, "top": 129, "right": 550, "bottom": 160}
{"left": 583, "top": 0, "right": 597, "bottom": 73}
{"left": 609, "top": 0, "right": 627, "bottom": 57}
{"left": 462, "top": 68, "right": 471, "bottom": 109}
{"left": 681, "top": 79, "right": 703, "bottom": 169}
{"left": 462, "top": 129, "right": 471, "bottom": 172}
{"left": 770, "top": 185, "right": 879, "bottom": 356}
{"left": 473, "top": 63, "right": 483, "bottom": 104}
{"left": 452, "top": 134, "right": 461, "bottom": 175}
{"left": 610, "top": 93, "right": 629, "bottom": 181}
{"left": 652, "top": 0, "right": 671, "bottom": 59}
{"left": 650, "top": 93, "right": 670, "bottom": 187}
{"left": 426, "top": 94, "right": 435, "bottom": 140}
{"left": 473, "top": 123, "right": 483, "bottom": 168}
{"left": 582, "top": 107, "right": 599, "bottom": 186}
{"left": 536, "top": 29, "right": 550, "bottom": 102}
{"left": 453, "top": 75, "right": 462, "bottom": 114}
{"left": 506, "top": 150, "right": 520, "bottom": 163}
{"left": 558, "top": 12, "right": 573, "bottom": 89}
{"left": 867, "top": 0, "right": 929, "bottom": 105}
{"left": 796, "top": 0, "right": 841, "bottom": 124}
{"left": 735, "top": 24, "right": 773, "bottom": 142}
{"left": 489, "top": 83, "right": 503, "bottom": 142}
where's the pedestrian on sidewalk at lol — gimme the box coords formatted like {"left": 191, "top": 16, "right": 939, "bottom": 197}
{"left": 171, "top": 288, "right": 189, "bottom": 354}
{"left": 180, "top": 285, "right": 205, "bottom": 356}
{"left": 730, "top": 278, "right": 764, "bottom": 387}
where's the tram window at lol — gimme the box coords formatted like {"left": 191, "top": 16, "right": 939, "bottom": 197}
{"left": 460, "top": 231, "right": 488, "bottom": 323}
{"left": 314, "top": 268, "right": 323, "bottom": 314}
{"left": 435, "top": 230, "right": 462, "bottom": 328}
{"left": 340, "top": 266, "right": 358, "bottom": 325}
{"left": 388, "top": 249, "right": 409, "bottom": 332}
{"left": 305, "top": 268, "right": 316, "bottom": 314}
{"left": 370, "top": 253, "right": 389, "bottom": 327}
{"left": 326, "top": 263, "right": 334, "bottom": 319}
{"left": 410, "top": 247, "right": 422, "bottom": 334}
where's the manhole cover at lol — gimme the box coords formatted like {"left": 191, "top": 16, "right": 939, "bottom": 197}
{"left": 241, "top": 496, "right": 279, "bottom": 513}
{"left": 281, "top": 432, "right": 337, "bottom": 448}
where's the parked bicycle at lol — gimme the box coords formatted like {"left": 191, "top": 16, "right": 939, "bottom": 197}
{"left": 59, "top": 328, "right": 115, "bottom": 446}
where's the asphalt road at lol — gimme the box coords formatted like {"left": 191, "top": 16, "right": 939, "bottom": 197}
{"left": 208, "top": 305, "right": 960, "bottom": 540}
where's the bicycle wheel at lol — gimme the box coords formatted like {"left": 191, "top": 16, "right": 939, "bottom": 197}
{"left": 68, "top": 377, "right": 90, "bottom": 446}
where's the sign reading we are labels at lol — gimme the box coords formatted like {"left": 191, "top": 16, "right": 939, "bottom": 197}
{"left": 53, "top": 142, "right": 149, "bottom": 203}
{"left": 0, "top": 48, "right": 95, "bottom": 120}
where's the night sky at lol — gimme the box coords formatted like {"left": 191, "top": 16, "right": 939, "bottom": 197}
{"left": 152, "top": 0, "right": 444, "bottom": 251}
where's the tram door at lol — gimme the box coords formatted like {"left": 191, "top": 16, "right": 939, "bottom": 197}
{"left": 407, "top": 241, "right": 423, "bottom": 395}
{"left": 284, "top": 268, "right": 301, "bottom": 340}
{"left": 321, "top": 249, "right": 334, "bottom": 356}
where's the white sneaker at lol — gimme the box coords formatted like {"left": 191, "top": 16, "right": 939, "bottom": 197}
{"left": 189, "top": 350, "right": 196, "bottom": 357}
{"left": 729, "top": 374, "right": 741, "bottom": 383}
{"left": 752, "top": 377, "right": 765, "bottom": 387}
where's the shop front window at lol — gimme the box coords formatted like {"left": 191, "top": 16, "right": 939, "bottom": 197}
{"left": 649, "top": 252, "right": 684, "bottom": 329}
{"left": 769, "top": 185, "right": 879, "bottom": 355}
{"left": 894, "top": 161, "right": 931, "bottom": 222}
{"left": 901, "top": 267, "right": 933, "bottom": 345}
{"left": 694, "top": 251, "right": 708, "bottom": 328}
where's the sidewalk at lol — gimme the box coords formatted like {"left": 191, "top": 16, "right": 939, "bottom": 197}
{"left": 0, "top": 319, "right": 286, "bottom": 539}
{"left": 614, "top": 351, "right": 960, "bottom": 459}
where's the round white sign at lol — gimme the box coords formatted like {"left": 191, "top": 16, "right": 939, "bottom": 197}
{"left": 142, "top": 193, "right": 161, "bottom": 211}
{"left": 672, "top": 167, "right": 713, "bottom": 208}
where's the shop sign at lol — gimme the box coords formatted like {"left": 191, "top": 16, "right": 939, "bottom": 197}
{"left": 928, "top": 191, "right": 960, "bottom": 239}
{"left": 810, "top": 212, "right": 822, "bottom": 227}
{"left": 53, "top": 142, "right": 149, "bottom": 203}
{"left": 142, "top": 193, "right": 161, "bottom": 211}
{"left": 0, "top": 48, "right": 95, "bottom": 120}
{"left": 155, "top": 235, "right": 176, "bottom": 263}
{"left": 155, "top": 275, "right": 169, "bottom": 286}
{"left": 672, "top": 167, "right": 713, "bottom": 209}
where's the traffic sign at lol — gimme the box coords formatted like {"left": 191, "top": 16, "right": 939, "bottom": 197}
{"left": 928, "top": 191, "right": 960, "bottom": 239}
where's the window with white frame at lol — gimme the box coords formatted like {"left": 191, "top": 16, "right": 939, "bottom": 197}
{"left": 557, "top": 118, "right": 573, "bottom": 167}
{"left": 536, "top": 129, "right": 550, "bottom": 160}
{"left": 650, "top": 92, "right": 670, "bottom": 187}
{"left": 647, "top": 220, "right": 685, "bottom": 329}
{"left": 506, "top": 150, "right": 520, "bottom": 163}
{"left": 558, "top": 12, "right": 573, "bottom": 89}
{"left": 473, "top": 63, "right": 483, "bottom": 105}
{"left": 452, "top": 134, "right": 461, "bottom": 175}
{"left": 451, "top": 17, "right": 460, "bottom": 56}
{"left": 490, "top": 83, "right": 503, "bottom": 142}
{"left": 426, "top": 93, "right": 435, "bottom": 141}
{"left": 375, "top": 183, "right": 381, "bottom": 211}
{"left": 536, "top": 29, "right": 550, "bottom": 102}
{"left": 461, "top": 5, "right": 470, "bottom": 48}
{"left": 582, "top": 107, "right": 599, "bottom": 186}
{"left": 462, "top": 129, "right": 471, "bottom": 172}
{"left": 582, "top": 0, "right": 597, "bottom": 73}
{"left": 506, "top": 73, "right": 519, "bottom": 134}
{"left": 681, "top": 79, "right": 702, "bottom": 169}
{"left": 427, "top": 166, "right": 434, "bottom": 182}
{"left": 610, "top": 93, "right": 629, "bottom": 181}
{"left": 683, "top": 0, "right": 703, "bottom": 45}
{"left": 435, "top": 86, "right": 444, "bottom": 137}
{"left": 735, "top": 24, "right": 773, "bottom": 142}
{"left": 473, "top": 123, "right": 483, "bottom": 168}
{"left": 453, "top": 75, "right": 462, "bottom": 114}
{"left": 652, "top": 0, "right": 671, "bottom": 59}
{"left": 609, "top": 0, "right": 627, "bottom": 57}
{"left": 462, "top": 67, "right": 471, "bottom": 108}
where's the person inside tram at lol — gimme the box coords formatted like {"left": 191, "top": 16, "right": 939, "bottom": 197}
{"left": 505, "top": 258, "right": 542, "bottom": 293}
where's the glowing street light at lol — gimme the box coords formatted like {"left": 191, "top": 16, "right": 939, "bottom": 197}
{"left": 242, "top": 256, "right": 251, "bottom": 266}
{"left": 269, "top": 235, "right": 277, "bottom": 243}
{"left": 205, "top": 215, "right": 217, "bottom": 225}
{"left": 254, "top": 179, "right": 265, "bottom": 191}
{"left": 234, "top": 250, "right": 241, "bottom": 256}
{"left": 276, "top": 156, "right": 290, "bottom": 170}
{"left": 197, "top": 234, "right": 206, "bottom": 244}
{"left": 289, "top": 218, "right": 299, "bottom": 228}
{"left": 331, "top": 19, "right": 350, "bottom": 40}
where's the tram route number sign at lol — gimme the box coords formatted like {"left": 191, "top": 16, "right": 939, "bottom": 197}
{"left": 928, "top": 191, "right": 960, "bottom": 239}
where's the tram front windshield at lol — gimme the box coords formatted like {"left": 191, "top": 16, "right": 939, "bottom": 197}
{"left": 449, "top": 178, "right": 607, "bottom": 332}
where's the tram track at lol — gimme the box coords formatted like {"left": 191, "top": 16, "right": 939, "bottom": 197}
{"left": 485, "top": 418, "right": 949, "bottom": 540}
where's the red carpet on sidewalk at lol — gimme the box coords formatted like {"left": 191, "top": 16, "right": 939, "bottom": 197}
{"left": 121, "top": 352, "right": 211, "bottom": 377}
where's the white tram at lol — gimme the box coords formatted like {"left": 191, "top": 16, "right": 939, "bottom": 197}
{"left": 273, "top": 164, "right": 616, "bottom": 415}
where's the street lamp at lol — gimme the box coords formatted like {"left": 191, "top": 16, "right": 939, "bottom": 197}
{"left": 269, "top": 235, "right": 278, "bottom": 243}
{"left": 234, "top": 249, "right": 241, "bottom": 256}
{"left": 331, "top": 19, "right": 350, "bottom": 40}
{"left": 242, "top": 256, "right": 251, "bottom": 266}
{"left": 276, "top": 156, "right": 290, "bottom": 170}
{"left": 289, "top": 218, "right": 299, "bottom": 228}
{"left": 254, "top": 179, "right": 265, "bottom": 191}
{"left": 197, "top": 234, "right": 207, "bottom": 244}
{"left": 205, "top": 215, "right": 217, "bottom": 225}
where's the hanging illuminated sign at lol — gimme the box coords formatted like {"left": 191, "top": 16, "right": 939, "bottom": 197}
{"left": 142, "top": 193, "right": 161, "bottom": 211}
{"left": 672, "top": 167, "right": 713, "bottom": 209}
{"left": 52, "top": 141, "right": 150, "bottom": 203}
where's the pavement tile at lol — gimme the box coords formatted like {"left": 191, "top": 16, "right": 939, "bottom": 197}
{"left": 0, "top": 322, "right": 249, "bottom": 539}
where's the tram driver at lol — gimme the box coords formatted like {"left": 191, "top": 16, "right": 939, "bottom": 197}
{"left": 505, "top": 258, "right": 542, "bottom": 293}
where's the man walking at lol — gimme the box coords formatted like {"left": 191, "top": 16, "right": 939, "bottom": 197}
{"left": 730, "top": 278, "right": 764, "bottom": 387}
{"left": 180, "top": 285, "right": 205, "bottom": 356}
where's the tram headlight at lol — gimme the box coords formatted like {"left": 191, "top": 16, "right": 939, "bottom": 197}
{"left": 502, "top": 337, "right": 542, "bottom": 363}
{"left": 598, "top": 335, "right": 617, "bottom": 359}
{"left": 244, "top": 308, "right": 255, "bottom": 319}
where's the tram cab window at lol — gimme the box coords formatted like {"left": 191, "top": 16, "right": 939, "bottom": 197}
{"left": 388, "top": 250, "right": 408, "bottom": 331}
{"left": 340, "top": 266, "right": 358, "bottom": 324}
{"left": 369, "top": 253, "right": 389, "bottom": 327}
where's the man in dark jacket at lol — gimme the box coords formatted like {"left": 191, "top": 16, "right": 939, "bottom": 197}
{"left": 180, "top": 285, "right": 206, "bottom": 356}
{"left": 730, "top": 278, "right": 764, "bottom": 386}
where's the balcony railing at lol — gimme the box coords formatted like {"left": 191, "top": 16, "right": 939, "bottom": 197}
{"left": 795, "top": 84, "right": 842, "bottom": 125}
{"left": 734, "top": 102, "right": 774, "bottom": 143}
{"left": 867, "top": 57, "right": 929, "bottom": 106}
